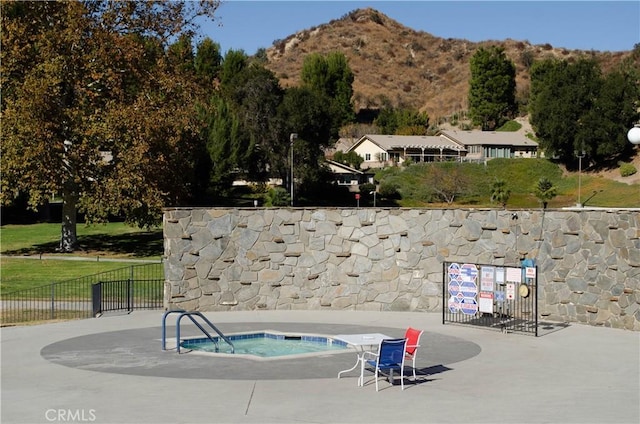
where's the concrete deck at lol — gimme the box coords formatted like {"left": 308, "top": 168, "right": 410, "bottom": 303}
{"left": 1, "top": 310, "right": 639, "bottom": 424}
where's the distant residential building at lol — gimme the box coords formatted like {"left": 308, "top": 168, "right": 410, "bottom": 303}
{"left": 438, "top": 130, "right": 538, "bottom": 161}
{"left": 325, "top": 159, "right": 373, "bottom": 191}
{"left": 333, "top": 132, "right": 538, "bottom": 169}
{"left": 345, "top": 134, "right": 466, "bottom": 168}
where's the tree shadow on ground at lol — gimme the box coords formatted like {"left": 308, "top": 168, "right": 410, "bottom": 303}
{"left": 4, "top": 231, "right": 163, "bottom": 258}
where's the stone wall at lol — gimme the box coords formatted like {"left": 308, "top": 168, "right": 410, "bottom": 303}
{"left": 163, "top": 208, "right": 640, "bottom": 330}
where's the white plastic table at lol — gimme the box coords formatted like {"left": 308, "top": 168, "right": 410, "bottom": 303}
{"left": 335, "top": 333, "right": 392, "bottom": 386}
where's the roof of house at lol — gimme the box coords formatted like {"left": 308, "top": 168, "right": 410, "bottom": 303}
{"left": 439, "top": 130, "right": 538, "bottom": 147}
{"left": 332, "top": 137, "right": 360, "bottom": 152}
{"left": 350, "top": 134, "right": 467, "bottom": 152}
{"left": 325, "top": 159, "right": 364, "bottom": 174}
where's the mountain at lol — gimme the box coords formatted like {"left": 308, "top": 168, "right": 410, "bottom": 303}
{"left": 264, "top": 8, "right": 634, "bottom": 121}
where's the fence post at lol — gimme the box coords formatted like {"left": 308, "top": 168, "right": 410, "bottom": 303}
{"left": 129, "top": 266, "right": 134, "bottom": 312}
{"left": 127, "top": 279, "right": 133, "bottom": 312}
{"left": 442, "top": 262, "right": 446, "bottom": 325}
{"left": 50, "top": 284, "right": 55, "bottom": 320}
{"left": 92, "top": 283, "right": 102, "bottom": 316}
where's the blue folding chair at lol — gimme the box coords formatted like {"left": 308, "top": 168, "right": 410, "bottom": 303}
{"left": 363, "top": 338, "right": 407, "bottom": 391}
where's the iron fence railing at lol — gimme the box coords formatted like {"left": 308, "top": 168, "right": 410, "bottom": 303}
{"left": 1, "top": 263, "right": 164, "bottom": 325}
{"left": 442, "top": 261, "right": 539, "bottom": 336}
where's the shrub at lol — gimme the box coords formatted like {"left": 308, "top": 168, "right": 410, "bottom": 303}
{"left": 410, "top": 41, "right": 425, "bottom": 52}
{"left": 370, "top": 11, "right": 383, "bottom": 25}
{"left": 359, "top": 183, "right": 376, "bottom": 196}
{"left": 520, "top": 50, "right": 535, "bottom": 69}
{"left": 265, "top": 187, "right": 289, "bottom": 207}
{"left": 378, "top": 181, "right": 400, "bottom": 200}
{"left": 453, "top": 50, "right": 465, "bottom": 61}
{"left": 619, "top": 162, "right": 637, "bottom": 177}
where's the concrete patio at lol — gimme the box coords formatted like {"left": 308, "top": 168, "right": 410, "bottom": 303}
{"left": 1, "top": 310, "right": 638, "bottom": 423}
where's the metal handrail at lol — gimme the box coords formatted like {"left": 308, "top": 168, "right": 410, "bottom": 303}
{"left": 161, "top": 310, "right": 235, "bottom": 353}
{"left": 161, "top": 310, "right": 185, "bottom": 351}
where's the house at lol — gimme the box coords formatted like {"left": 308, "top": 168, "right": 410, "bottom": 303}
{"left": 326, "top": 131, "right": 540, "bottom": 190}
{"left": 438, "top": 130, "right": 538, "bottom": 161}
{"left": 338, "top": 132, "right": 538, "bottom": 169}
{"left": 325, "top": 159, "right": 373, "bottom": 191}
{"left": 346, "top": 134, "right": 467, "bottom": 168}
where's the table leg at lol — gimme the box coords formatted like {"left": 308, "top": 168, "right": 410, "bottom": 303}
{"left": 337, "top": 354, "right": 361, "bottom": 380}
{"left": 358, "top": 354, "right": 365, "bottom": 386}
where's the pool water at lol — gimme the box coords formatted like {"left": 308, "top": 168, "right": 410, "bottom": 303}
{"left": 180, "top": 332, "right": 348, "bottom": 358}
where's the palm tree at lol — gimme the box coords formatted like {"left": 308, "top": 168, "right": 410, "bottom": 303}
{"left": 490, "top": 179, "right": 511, "bottom": 208}
{"left": 533, "top": 177, "right": 557, "bottom": 209}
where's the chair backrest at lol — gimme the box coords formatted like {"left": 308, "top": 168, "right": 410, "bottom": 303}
{"left": 404, "top": 327, "right": 423, "bottom": 356}
{"left": 377, "top": 338, "right": 406, "bottom": 367}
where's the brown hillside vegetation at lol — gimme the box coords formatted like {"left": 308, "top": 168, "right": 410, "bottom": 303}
{"left": 265, "top": 8, "right": 634, "bottom": 121}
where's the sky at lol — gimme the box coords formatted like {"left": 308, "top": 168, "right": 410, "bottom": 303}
{"left": 196, "top": 1, "right": 640, "bottom": 55}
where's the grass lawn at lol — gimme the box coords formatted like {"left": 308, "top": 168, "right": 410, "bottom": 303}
{"left": 378, "top": 158, "right": 639, "bottom": 208}
{"left": 0, "top": 222, "right": 163, "bottom": 293}
{"left": 0, "top": 222, "right": 162, "bottom": 257}
{"left": 0, "top": 259, "right": 152, "bottom": 292}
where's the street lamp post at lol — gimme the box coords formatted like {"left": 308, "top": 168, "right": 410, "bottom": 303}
{"left": 290, "top": 133, "right": 297, "bottom": 206}
{"left": 575, "top": 148, "right": 586, "bottom": 207}
{"left": 370, "top": 190, "right": 376, "bottom": 207}
{"left": 627, "top": 124, "right": 640, "bottom": 207}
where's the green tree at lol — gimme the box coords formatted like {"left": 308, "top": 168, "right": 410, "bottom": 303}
{"left": 231, "top": 64, "right": 285, "bottom": 182}
{"left": 332, "top": 151, "right": 364, "bottom": 170}
{"left": 264, "top": 187, "right": 290, "bottom": 207}
{"left": 468, "top": 46, "right": 517, "bottom": 131}
{"left": 373, "top": 108, "right": 399, "bottom": 134}
{"left": 167, "top": 34, "right": 195, "bottom": 75}
{"left": 301, "top": 51, "right": 355, "bottom": 135}
{"left": 199, "top": 95, "right": 241, "bottom": 198}
{"left": 278, "top": 87, "right": 333, "bottom": 204}
{"left": 374, "top": 107, "right": 430, "bottom": 135}
{"left": 214, "top": 50, "right": 285, "bottom": 185}
{"left": 219, "top": 49, "right": 249, "bottom": 103}
{"left": 533, "top": 177, "right": 557, "bottom": 209}
{"left": 194, "top": 37, "right": 222, "bottom": 84}
{"left": 490, "top": 179, "right": 511, "bottom": 208}
{"left": 529, "top": 58, "right": 602, "bottom": 163}
{"left": 575, "top": 62, "right": 640, "bottom": 162}
{"left": 190, "top": 37, "right": 223, "bottom": 203}
{"left": 0, "top": 0, "right": 220, "bottom": 251}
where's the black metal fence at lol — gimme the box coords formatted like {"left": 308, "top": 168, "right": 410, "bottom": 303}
{"left": 442, "top": 261, "right": 538, "bottom": 336}
{"left": 1, "top": 263, "right": 164, "bottom": 325}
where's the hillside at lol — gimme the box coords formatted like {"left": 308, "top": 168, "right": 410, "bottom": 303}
{"left": 264, "top": 8, "right": 634, "bottom": 121}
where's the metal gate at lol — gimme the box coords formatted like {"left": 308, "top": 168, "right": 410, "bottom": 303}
{"left": 92, "top": 279, "right": 163, "bottom": 316}
{"left": 442, "top": 261, "right": 538, "bottom": 336}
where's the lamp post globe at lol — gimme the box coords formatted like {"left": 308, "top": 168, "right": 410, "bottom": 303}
{"left": 628, "top": 124, "right": 640, "bottom": 208}
{"left": 627, "top": 124, "right": 640, "bottom": 145}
